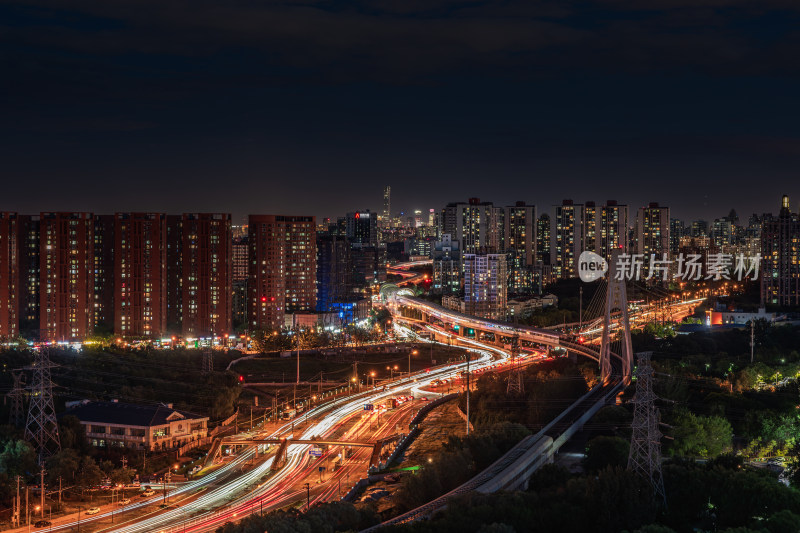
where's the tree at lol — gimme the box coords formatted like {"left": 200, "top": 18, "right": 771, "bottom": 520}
{"left": 0, "top": 439, "right": 36, "bottom": 478}
{"left": 584, "top": 436, "right": 630, "bottom": 473}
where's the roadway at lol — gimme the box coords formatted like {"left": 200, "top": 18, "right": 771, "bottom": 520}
{"left": 23, "top": 328, "right": 503, "bottom": 533}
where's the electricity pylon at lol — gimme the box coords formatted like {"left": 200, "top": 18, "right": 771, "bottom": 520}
{"left": 628, "top": 351, "right": 666, "bottom": 506}
{"left": 24, "top": 348, "right": 61, "bottom": 462}
{"left": 7, "top": 370, "right": 26, "bottom": 427}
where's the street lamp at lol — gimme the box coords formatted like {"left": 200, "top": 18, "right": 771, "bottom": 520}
{"left": 410, "top": 350, "right": 418, "bottom": 375}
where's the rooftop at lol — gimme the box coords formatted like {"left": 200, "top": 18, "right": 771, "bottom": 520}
{"left": 65, "top": 401, "right": 206, "bottom": 427}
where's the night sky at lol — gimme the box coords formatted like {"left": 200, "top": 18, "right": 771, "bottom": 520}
{"left": 2, "top": 1, "right": 800, "bottom": 223}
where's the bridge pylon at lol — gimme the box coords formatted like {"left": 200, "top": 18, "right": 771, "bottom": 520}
{"left": 506, "top": 335, "right": 524, "bottom": 396}
{"left": 600, "top": 251, "right": 633, "bottom": 385}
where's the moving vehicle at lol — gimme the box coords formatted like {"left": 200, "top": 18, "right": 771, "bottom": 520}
{"left": 118, "top": 498, "right": 131, "bottom": 505}
{"left": 141, "top": 489, "right": 156, "bottom": 497}
{"left": 86, "top": 507, "right": 101, "bottom": 515}
{"left": 34, "top": 520, "right": 51, "bottom": 528}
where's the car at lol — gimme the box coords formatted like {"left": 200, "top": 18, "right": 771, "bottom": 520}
{"left": 141, "top": 489, "right": 156, "bottom": 497}
{"left": 85, "top": 507, "right": 101, "bottom": 515}
{"left": 118, "top": 498, "right": 131, "bottom": 505}
{"left": 34, "top": 520, "right": 51, "bottom": 528}
{"left": 421, "top": 397, "right": 429, "bottom": 401}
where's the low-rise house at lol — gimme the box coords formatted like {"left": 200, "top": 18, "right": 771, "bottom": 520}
{"left": 65, "top": 400, "right": 209, "bottom": 451}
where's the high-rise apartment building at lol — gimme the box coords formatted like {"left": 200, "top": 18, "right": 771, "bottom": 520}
{"left": 248, "top": 214, "right": 317, "bottom": 331}
{"left": 441, "top": 198, "right": 500, "bottom": 254}
{"left": 670, "top": 218, "right": 685, "bottom": 254}
{"left": 93, "top": 215, "right": 115, "bottom": 332}
{"left": 114, "top": 213, "right": 167, "bottom": 338}
{"left": 597, "top": 201, "right": 629, "bottom": 259}
{"left": 761, "top": 195, "right": 800, "bottom": 307}
{"left": 635, "top": 202, "right": 671, "bottom": 258}
{"left": 39, "top": 212, "right": 95, "bottom": 341}
{"left": 180, "top": 213, "right": 232, "bottom": 338}
{"left": 583, "top": 202, "right": 598, "bottom": 256}
{"left": 537, "top": 213, "right": 551, "bottom": 266}
{"left": 432, "top": 234, "right": 461, "bottom": 295}
{"left": 232, "top": 235, "right": 249, "bottom": 283}
{"left": 282, "top": 216, "right": 316, "bottom": 313}
{"left": 0, "top": 213, "right": 22, "bottom": 338}
{"left": 463, "top": 253, "right": 507, "bottom": 320}
{"left": 165, "top": 215, "right": 183, "bottom": 331}
{"left": 551, "top": 200, "right": 584, "bottom": 279}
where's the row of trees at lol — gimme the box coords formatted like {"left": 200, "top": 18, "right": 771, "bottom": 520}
{"left": 387, "top": 460, "right": 800, "bottom": 533}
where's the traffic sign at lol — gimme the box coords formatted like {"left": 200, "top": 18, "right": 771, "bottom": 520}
{"left": 309, "top": 447, "right": 323, "bottom": 457}
{"left": 364, "top": 404, "right": 374, "bottom": 411}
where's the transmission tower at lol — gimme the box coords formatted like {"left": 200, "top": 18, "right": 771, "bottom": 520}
{"left": 24, "top": 348, "right": 61, "bottom": 462}
{"left": 202, "top": 349, "right": 213, "bottom": 374}
{"left": 600, "top": 250, "right": 634, "bottom": 385}
{"left": 506, "top": 335, "right": 524, "bottom": 395}
{"left": 627, "top": 351, "right": 666, "bottom": 506}
{"left": 7, "top": 370, "right": 26, "bottom": 428}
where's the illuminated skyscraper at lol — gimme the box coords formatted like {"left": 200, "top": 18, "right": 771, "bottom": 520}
{"left": 382, "top": 186, "right": 391, "bottom": 227}
{"left": 761, "top": 195, "right": 800, "bottom": 306}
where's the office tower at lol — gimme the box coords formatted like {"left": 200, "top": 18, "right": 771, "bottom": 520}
{"left": 346, "top": 210, "right": 379, "bottom": 247}
{"left": 441, "top": 198, "right": 500, "bottom": 254}
{"left": 428, "top": 209, "right": 435, "bottom": 227}
{"left": 93, "top": 215, "right": 114, "bottom": 333}
{"left": 180, "top": 213, "right": 232, "bottom": 338}
{"left": 432, "top": 234, "right": 461, "bottom": 295}
{"left": 113, "top": 213, "right": 167, "bottom": 338}
{"left": 413, "top": 210, "right": 423, "bottom": 228}
{"left": 248, "top": 214, "right": 317, "bottom": 331}
{"left": 39, "top": 212, "right": 95, "bottom": 342}
{"left": 670, "top": 218, "right": 685, "bottom": 255}
{"left": 761, "top": 195, "right": 800, "bottom": 306}
{"left": 382, "top": 186, "right": 391, "bottom": 227}
{"left": 316, "top": 234, "right": 352, "bottom": 312}
{"left": 0, "top": 213, "right": 21, "bottom": 338}
{"left": 537, "top": 213, "right": 551, "bottom": 265}
{"left": 635, "top": 202, "right": 671, "bottom": 258}
{"left": 463, "top": 254, "right": 507, "bottom": 320}
{"left": 551, "top": 200, "right": 584, "bottom": 279}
